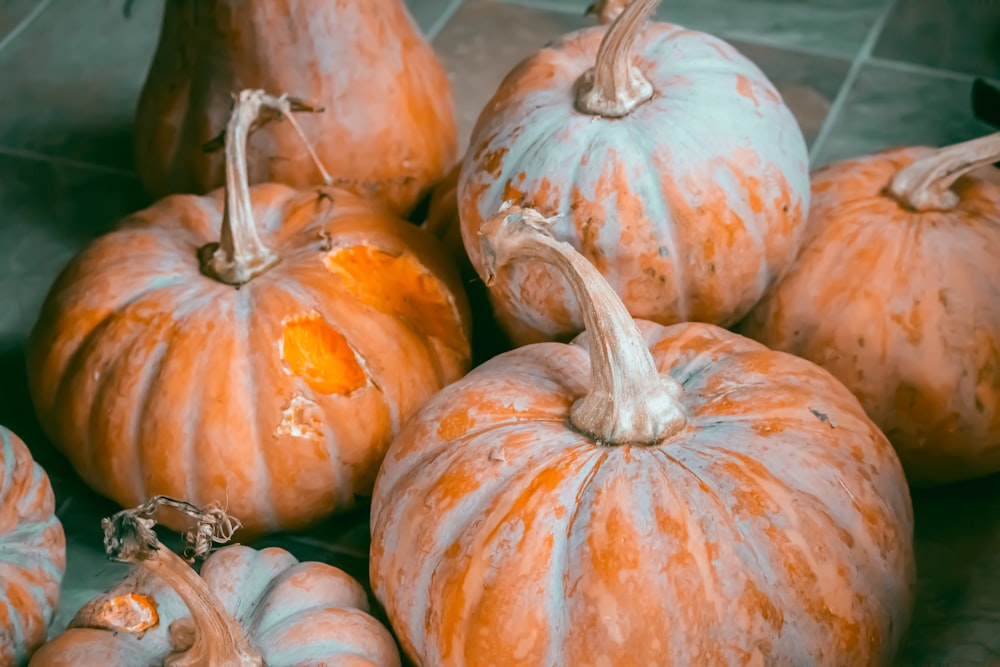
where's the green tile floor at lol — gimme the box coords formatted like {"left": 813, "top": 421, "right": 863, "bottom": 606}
{"left": 1, "top": 0, "right": 998, "bottom": 664}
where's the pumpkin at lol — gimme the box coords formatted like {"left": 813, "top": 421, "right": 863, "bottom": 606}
{"left": 587, "top": 0, "right": 627, "bottom": 23}
{"left": 29, "top": 497, "right": 400, "bottom": 667}
{"left": 27, "top": 89, "right": 472, "bottom": 539}
{"left": 737, "top": 132, "right": 1000, "bottom": 485}
{"left": 370, "top": 205, "right": 916, "bottom": 666}
{"left": 422, "top": 163, "right": 470, "bottom": 272}
{"left": 0, "top": 426, "right": 66, "bottom": 667}
{"left": 457, "top": 0, "right": 810, "bottom": 346}
{"left": 133, "top": 0, "right": 457, "bottom": 218}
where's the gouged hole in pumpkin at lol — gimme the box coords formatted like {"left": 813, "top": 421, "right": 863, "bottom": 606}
{"left": 94, "top": 593, "right": 159, "bottom": 633}
{"left": 281, "top": 311, "right": 369, "bottom": 395}
{"left": 324, "top": 246, "right": 464, "bottom": 351}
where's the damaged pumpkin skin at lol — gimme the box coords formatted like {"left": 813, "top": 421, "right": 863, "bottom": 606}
{"left": 458, "top": 0, "right": 810, "bottom": 345}
{"left": 738, "top": 137, "right": 1000, "bottom": 485}
{"left": 134, "top": 0, "right": 457, "bottom": 218}
{"left": 370, "top": 207, "right": 915, "bottom": 667}
{"left": 0, "top": 426, "right": 67, "bottom": 667}
{"left": 26, "top": 93, "right": 471, "bottom": 538}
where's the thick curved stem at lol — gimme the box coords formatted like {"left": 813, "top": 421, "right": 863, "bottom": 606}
{"left": 102, "top": 497, "right": 262, "bottom": 667}
{"left": 887, "top": 132, "right": 1000, "bottom": 212}
{"left": 199, "top": 89, "right": 331, "bottom": 286}
{"left": 576, "top": 0, "right": 660, "bottom": 117}
{"left": 480, "top": 204, "right": 687, "bottom": 446}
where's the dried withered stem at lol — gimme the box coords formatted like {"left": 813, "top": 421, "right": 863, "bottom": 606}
{"left": 102, "top": 496, "right": 262, "bottom": 667}
{"left": 887, "top": 132, "right": 1000, "bottom": 212}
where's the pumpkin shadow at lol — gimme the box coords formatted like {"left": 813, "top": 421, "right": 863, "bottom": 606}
{"left": 896, "top": 472, "right": 1000, "bottom": 661}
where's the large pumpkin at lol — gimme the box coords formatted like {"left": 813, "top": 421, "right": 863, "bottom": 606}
{"left": 133, "top": 0, "right": 457, "bottom": 218}
{"left": 370, "top": 205, "right": 915, "bottom": 666}
{"left": 738, "top": 132, "right": 1000, "bottom": 485}
{"left": 30, "top": 497, "right": 400, "bottom": 666}
{"left": 458, "top": 0, "right": 810, "bottom": 345}
{"left": 0, "top": 426, "right": 66, "bottom": 667}
{"left": 27, "top": 90, "right": 472, "bottom": 538}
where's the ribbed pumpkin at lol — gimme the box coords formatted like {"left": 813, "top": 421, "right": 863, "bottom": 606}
{"left": 30, "top": 498, "right": 400, "bottom": 667}
{"left": 27, "top": 90, "right": 471, "bottom": 538}
{"left": 738, "top": 132, "right": 1000, "bottom": 485}
{"left": 458, "top": 0, "right": 810, "bottom": 345}
{"left": 370, "top": 205, "right": 915, "bottom": 666}
{"left": 134, "top": 0, "right": 457, "bottom": 218}
{"left": 0, "top": 426, "right": 66, "bottom": 667}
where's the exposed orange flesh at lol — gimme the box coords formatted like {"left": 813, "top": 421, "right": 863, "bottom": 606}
{"left": 281, "top": 312, "right": 368, "bottom": 395}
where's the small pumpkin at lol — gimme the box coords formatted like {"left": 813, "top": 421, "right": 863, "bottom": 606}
{"left": 586, "top": 0, "right": 627, "bottom": 23}
{"left": 422, "top": 163, "right": 470, "bottom": 272}
{"left": 370, "top": 205, "right": 915, "bottom": 666}
{"left": 27, "top": 90, "right": 472, "bottom": 538}
{"left": 458, "top": 0, "right": 810, "bottom": 345}
{"left": 737, "top": 132, "right": 1000, "bottom": 485}
{"left": 0, "top": 426, "right": 66, "bottom": 667}
{"left": 29, "top": 497, "right": 400, "bottom": 667}
{"left": 134, "top": 0, "right": 457, "bottom": 218}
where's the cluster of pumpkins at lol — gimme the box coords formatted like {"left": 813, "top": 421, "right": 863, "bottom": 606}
{"left": 3, "top": 0, "right": 999, "bottom": 665}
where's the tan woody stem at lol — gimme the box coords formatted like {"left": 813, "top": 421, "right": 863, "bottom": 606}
{"left": 576, "top": 0, "right": 660, "bottom": 117}
{"left": 480, "top": 205, "right": 687, "bottom": 446}
{"left": 887, "top": 132, "right": 1000, "bottom": 212}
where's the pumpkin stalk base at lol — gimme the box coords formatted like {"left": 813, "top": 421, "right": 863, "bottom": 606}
{"left": 102, "top": 496, "right": 264, "bottom": 667}
{"left": 199, "top": 89, "right": 332, "bottom": 287}
{"left": 481, "top": 204, "right": 687, "bottom": 447}
{"left": 575, "top": 0, "right": 659, "bottom": 118}
{"left": 887, "top": 131, "right": 1000, "bottom": 212}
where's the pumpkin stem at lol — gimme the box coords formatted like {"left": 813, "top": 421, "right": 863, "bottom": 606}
{"left": 198, "top": 89, "right": 331, "bottom": 286}
{"left": 480, "top": 204, "right": 687, "bottom": 446}
{"left": 575, "top": 0, "right": 659, "bottom": 118}
{"left": 101, "top": 496, "right": 263, "bottom": 667}
{"left": 887, "top": 131, "right": 1000, "bottom": 212}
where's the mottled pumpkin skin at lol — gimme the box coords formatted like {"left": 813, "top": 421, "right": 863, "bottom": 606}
{"left": 29, "top": 544, "right": 400, "bottom": 666}
{"left": 26, "top": 185, "right": 471, "bottom": 538}
{"left": 134, "top": 0, "right": 457, "bottom": 218}
{"left": 370, "top": 322, "right": 915, "bottom": 666}
{"left": 458, "top": 23, "right": 810, "bottom": 345}
{"left": 0, "top": 427, "right": 66, "bottom": 667}
{"left": 738, "top": 148, "right": 1000, "bottom": 485}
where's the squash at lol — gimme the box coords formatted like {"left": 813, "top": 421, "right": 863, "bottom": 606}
{"left": 587, "top": 0, "right": 627, "bottom": 23}
{"left": 737, "top": 132, "right": 1000, "bottom": 485}
{"left": 0, "top": 426, "right": 66, "bottom": 667}
{"left": 133, "top": 0, "right": 457, "bottom": 218}
{"left": 29, "top": 497, "right": 400, "bottom": 666}
{"left": 422, "top": 163, "right": 470, "bottom": 272}
{"left": 27, "top": 89, "right": 472, "bottom": 538}
{"left": 458, "top": 0, "right": 810, "bottom": 345}
{"left": 369, "top": 205, "right": 915, "bottom": 666}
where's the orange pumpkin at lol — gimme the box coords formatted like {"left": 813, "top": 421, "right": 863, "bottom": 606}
{"left": 370, "top": 205, "right": 915, "bottom": 666}
{"left": 134, "top": 0, "right": 457, "bottom": 218}
{"left": 738, "top": 132, "right": 1000, "bottom": 485}
{"left": 27, "top": 90, "right": 472, "bottom": 538}
{"left": 30, "top": 497, "right": 400, "bottom": 666}
{"left": 0, "top": 426, "right": 66, "bottom": 667}
{"left": 422, "top": 163, "right": 469, "bottom": 272}
{"left": 458, "top": 0, "right": 810, "bottom": 345}
{"left": 587, "top": 0, "right": 627, "bottom": 23}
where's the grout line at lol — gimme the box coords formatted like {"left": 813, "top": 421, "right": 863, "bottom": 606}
{"left": 0, "top": 146, "right": 139, "bottom": 178}
{"left": 0, "top": 0, "right": 54, "bottom": 56}
{"left": 427, "top": 0, "right": 467, "bottom": 41}
{"left": 720, "top": 32, "right": 852, "bottom": 62}
{"left": 807, "top": 0, "right": 898, "bottom": 166}
{"left": 867, "top": 56, "right": 999, "bottom": 84}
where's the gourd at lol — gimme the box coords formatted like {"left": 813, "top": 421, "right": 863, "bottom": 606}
{"left": 370, "top": 205, "right": 915, "bottom": 666}
{"left": 738, "top": 132, "right": 1000, "bottom": 484}
{"left": 0, "top": 426, "right": 66, "bottom": 667}
{"left": 29, "top": 497, "right": 400, "bottom": 666}
{"left": 134, "top": 0, "right": 457, "bottom": 218}
{"left": 458, "top": 0, "right": 810, "bottom": 345}
{"left": 27, "top": 89, "right": 471, "bottom": 538}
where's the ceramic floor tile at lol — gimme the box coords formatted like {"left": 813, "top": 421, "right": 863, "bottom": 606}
{"left": 432, "top": 0, "right": 593, "bottom": 154}
{"left": 810, "top": 63, "right": 997, "bottom": 167}
{"left": 0, "top": 0, "right": 45, "bottom": 46}
{"left": 728, "top": 39, "right": 852, "bottom": 147}
{"left": 495, "top": 0, "right": 890, "bottom": 57}
{"left": 874, "top": 0, "right": 1000, "bottom": 79}
{"left": 0, "top": 0, "right": 164, "bottom": 171}
{"left": 405, "top": 0, "right": 464, "bottom": 37}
